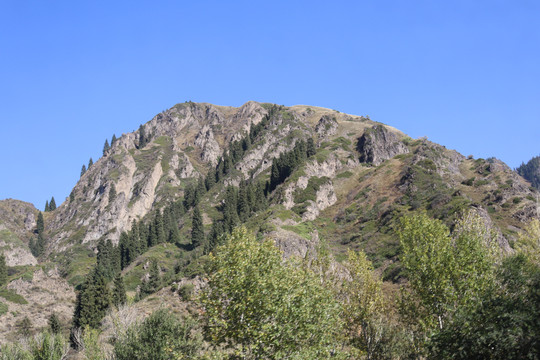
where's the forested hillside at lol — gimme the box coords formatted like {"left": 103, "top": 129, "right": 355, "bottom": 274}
{"left": 0, "top": 101, "right": 539, "bottom": 359}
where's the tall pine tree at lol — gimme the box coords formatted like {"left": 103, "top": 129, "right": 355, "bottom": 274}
{"left": 103, "top": 139, "right": 110, "bottom": 155}
{"left": 81, "top": 164, "right": 87, "bottom": 177}
{"left": 0, "top": 253, "right": 7, "bottom": 287}
{"left": 49, "top": 196, "right": 56, "bottom": 211}
{"left": 112, "top": 274, "right": 127, "bottom": 308}
{"left": 191, "top": 206, "right": 204, "bottom": 248}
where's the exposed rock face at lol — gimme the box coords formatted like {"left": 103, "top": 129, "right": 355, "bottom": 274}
{"left": 315, "top": 115, "right": 338, "bottom": 139}
{"left": 302, "top": 182, "right": 337, "bottom": 221}
{"left": 1, "top": 268, "right": 75, "bottom": 343}
{"left": 0, "top": 200, "right": 38, "bottom": 266}
{"left": 470, "top": 205, "right": 512, "bottom": 253}
{"left": 195, "top": 125, "right": 221, "bottom": 166}
{"left": 357, "top": 125, "right": 409, "bottom": 165}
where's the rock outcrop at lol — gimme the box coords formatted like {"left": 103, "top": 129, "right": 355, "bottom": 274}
{"left": 357, "top": 125, "right": 409, "bottom": 165}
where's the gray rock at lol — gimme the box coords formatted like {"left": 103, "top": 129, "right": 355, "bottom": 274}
{"left": 357, "top": 125, "right": 409, "bottom": 165}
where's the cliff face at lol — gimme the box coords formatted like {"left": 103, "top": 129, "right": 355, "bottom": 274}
{"left": 29, "top": 101, "right": 536, "bottom": 258}
{"left": 0, "top": 199, "right": 37, "bottom": 266}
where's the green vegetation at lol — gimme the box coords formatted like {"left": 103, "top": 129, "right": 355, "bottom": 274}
{"left": 0, "top": 253, "right": 6, "bottom": 287}
{"left": 517, "top": 155, "right": 540, "bottom": 189}
{"left": 114, "top": 309, "right": 202, "bottom": 360}
{"left": 201, "top": 227, "right": 343, "bottom": 358}
{"left": 0, "top": 288, "right": 28, "bottom": 304}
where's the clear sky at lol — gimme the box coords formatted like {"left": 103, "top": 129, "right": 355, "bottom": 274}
{"left": 1, "top": 0, "right": 539, "bottom": 208}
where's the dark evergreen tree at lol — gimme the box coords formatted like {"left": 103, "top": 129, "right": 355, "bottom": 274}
{"left": 88, "top": 157, "right": 93, "bottom": 168}
{"left": 237, "top": 182, "right": 250, "bottom": 222}
{"left": 517, "top": 155, "right": 540, "bottom": 190}
{"left": 48, "top": 313, "right": 61, "bottom": 334}
{"left": 154, "top": 210, "right": 166, "bottom": 244}
{"left": 140, "top": 259, "right": 161, "bottom": 298}
{"left": 109, "top": 183, "right": 117, "bottom": 203}
{"left": 307, "top": 137, "right": 316, "bottom": 157}
{"left": 269, "top": 160, "right": 280, "bottom": 192}
{"left": 17, "top": 316, "right": 32, "bottom": 337}
{"left": 111, "top": 134, "right": 117, "bottom": 145}
{"left": 81, "top": 164, "right": 87, "bottom": 177}
{"left": 73, "top": 266, "right": 111, "bottom": 329}
{"left": 215, "top": 157, "right": 225, "bottom": 182}
{"left": 205, "top": 171, "right": 216, "bottom": 190}
{"left": 0, "top": 253, "right": 7, "bottom": 287}
{"left": 112, "top": 274, "right": 127, "bottom": 308}
{"left": 208, "top": 220, "right": 225, "bottom": 252}
{"left": 45, "top": 200, "right": 49, "bottom": 212}
{"left": 103, "top": 139, "right": 110, "bottom": 155}
{"left": 195, "top": 176, "right": 206, "bottom": 204}
{"left": 70, "top": 191, "right": 75, "bottom": 202}
{"left": 138, "top": 124, "right": 148, "bottom": 148}
{"left": 191, "top": 206, "right": 204, "bottom": 248}
{"left": 36, "top": 212, "right": 44, "bottom": 235}
{"left": 49, "top": 196, "right": 56, "bottom": 211}
{"left": 223, "top": 186, "right": 239, "bottom": 233}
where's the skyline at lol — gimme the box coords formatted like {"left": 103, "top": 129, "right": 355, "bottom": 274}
{"left": 1, "top": 1, "right": 539, "bottom": 208}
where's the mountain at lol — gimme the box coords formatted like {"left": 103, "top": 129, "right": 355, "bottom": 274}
{"left": 0, "top": 100, "right": 538, "bottom": 345}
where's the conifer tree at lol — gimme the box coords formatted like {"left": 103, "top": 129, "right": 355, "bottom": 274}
{"left": 307, "top": 137, "right": 316, "bottom": 157}
{"left": 205, "top": 171, "right": 216, "bottom": 190}
{"left": 237, "top": 183, "right": 250, "bottom": 222}
{"left": 138, "top": 124, "right": 148, "bottom": 148}
{"left": 48, "top": 313, "right": 61, "bottom": 334}
{"left": 140, "top": 259, "right": 161, "bottom": 298}
{"left": 88, "top": 157, "right": 93, "bottom": 168}
{"left": 109, "top": 183, "right": 117, "bottom": 203}
{"left": 112, "top": 274, "right": 127, "bottom": 308}
{"left": 154, "top": 210, "right": 166, "bottom": 244}
{"left": 36, "top": 212, "right": 44, "bottom": 236}
{"left": 70, "top": 191, "right": 75, "bottom": 202}
{"left": 49, "top": 196, "right": 56, "bottom": 211}
{"left": 81, "top": 164, "right": 87, "bottom": 177}
{"left": 111, "top": 134, "right": 117, "bottom": 145}
{"left": 103, "top": 139, "right": 110, "bottom": 155}
{"left": 73, "top": 266, "right": 111, "bottom": 329}
{"left": 0, "top": 253, "right": 7, "bottom": 287}
{"left": 45, "top": 200, "right": 49, "bottom": 212}
{"left": 191, "top": 206, "right": 205, "bottom": 248}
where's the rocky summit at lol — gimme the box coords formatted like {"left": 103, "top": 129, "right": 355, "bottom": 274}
{"left": 0, "top": 101, "right": 538, "bottom": 353}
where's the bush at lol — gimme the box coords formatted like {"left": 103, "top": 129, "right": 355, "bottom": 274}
{"left": 178, "top": 284, "right": 194, "bottom": 301}
{"left": 114, "top": 309, "right": 202, "bottom": 360}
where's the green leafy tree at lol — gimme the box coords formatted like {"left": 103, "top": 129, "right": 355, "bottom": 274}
{"left": 515, "top": 219, "right": 540, "bottom": 264}
{"left": 398, "top": 211, "right": 497, "bottom": 351}
{"left": 430, "top": 254, "right": 540, "bottom": 359}
{"left": 114, "top": 309, "right": 202, "bottom": 360}
{"left": 201, "top": 227, "right": 342, "bottom": 359}
{"left": 342, "top": 250, "right": 385, "bottom": 359}
{"left": 0, "top": 253, "right": 7, "bottom": 287}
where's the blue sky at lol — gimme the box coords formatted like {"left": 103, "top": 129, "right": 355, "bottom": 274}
{"left": 1, "top": 0, "right": 539, "bottom": 208}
